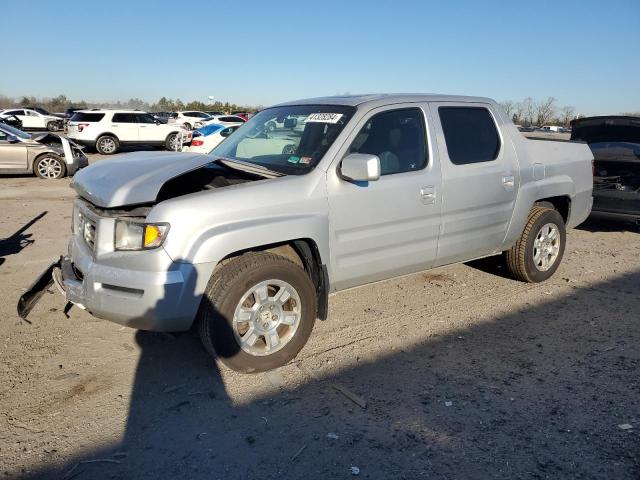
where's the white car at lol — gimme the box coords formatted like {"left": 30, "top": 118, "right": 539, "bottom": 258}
{"left": 183, "top": 123, "right": 242, "bottom": 154}
{"left": 0, "top": 108, "right": 63, "bottom": 131}
{"left": 174, "top": 111, "right": 212, "bottom": 130}
{"left": 202, "top": 114, "right": 247, "bottom": 127}
{"left": 67, "top": 110, "right": 188, "bottom": 155}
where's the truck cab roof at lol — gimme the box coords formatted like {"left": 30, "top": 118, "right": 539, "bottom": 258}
{"left": 274, "top": 94, "right": 496, "bottom": 109}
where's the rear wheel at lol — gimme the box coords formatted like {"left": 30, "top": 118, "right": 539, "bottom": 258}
{"left": 197, "top": 252, "right": 317, "bottom": 373}
{"left": 34, "top": 154, "right": 66, "bottom": 179}
{"left": 46, "top": 121, "right": 58, "bottom": 132}
{"left": 165, "top": 133, "right": 179, "bottom": 151}
{"left": 95, "top": 135, "right": 119, "bottom": 155}
{"left": 183, "top": 122, "right": 192, "bottom": 130}
{"left": 505, "top": 206, "right": 566, "bottom": 282}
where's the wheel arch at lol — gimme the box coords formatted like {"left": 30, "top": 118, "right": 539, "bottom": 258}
{"left": 32, "top": 151, "right": 66, "bottom": 177}
{"left": 96, "top": 132, "right": 120, "bottom": 143}
{"left": 217, "top": 238, "right": 329, "bottom": 320}
{"left": 502, "top": 176, "right": 575, "bottom": 250}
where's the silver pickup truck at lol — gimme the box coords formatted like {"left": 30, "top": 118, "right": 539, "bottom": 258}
{"left": 18, "top": 94, "right": 593, "bottom": 372}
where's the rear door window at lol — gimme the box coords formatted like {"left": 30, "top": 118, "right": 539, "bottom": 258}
{"left": 438, "top": 107, "right": 501, "bottom": 165}
{"left": 112, "top": 113, "right": 138, "bottom": 123}
{"left": 70, "top": 112, "right": 105, "bottom": 122}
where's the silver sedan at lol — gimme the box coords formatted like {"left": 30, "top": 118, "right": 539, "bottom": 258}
{"left": 0, "top": 123, "right": 87, "bottom": 179}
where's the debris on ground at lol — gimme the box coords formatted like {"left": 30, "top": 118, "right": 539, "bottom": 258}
{"left": 444, "top": 401, "right": 453, "bottom": 407}
{"left": 290, "top": 444, "right": 307, "bottom": 462}
{"left": 618, "top": 423, "right": 633, "bottom": 430}
{"left": 162, "top": 383, "right": 185, "bottom": 394}
{"left": 350, "top": 465, "right": 360, "bottom": 475}
{"left": 327, "top": 432, "right": 339, "bottom": 440}
{"left": 331, "top": 384, "right": 367, "bottom": 409}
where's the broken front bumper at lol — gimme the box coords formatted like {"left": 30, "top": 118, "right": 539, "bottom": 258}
{"left": 17, "top": 237, "right": 213, "bottom": 332}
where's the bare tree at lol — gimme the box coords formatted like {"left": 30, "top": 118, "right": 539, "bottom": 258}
{"left": 500, "top": 100, "right": 514, "bottom": 118}
{"left": 522, "top": 97, "right": 535, "bottom": 126}
{"left": 535, "top": 96, "right": 557, "bottom": 126}
{"left": 513, "top": 101, "right": 526, "bottom": 125}
{"left": 560, "top": 106, "right": 575, "bottom": 126}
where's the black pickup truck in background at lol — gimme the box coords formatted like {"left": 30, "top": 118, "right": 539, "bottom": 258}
{"left": 571, "top": 116, "right": 640, "bottom": 225}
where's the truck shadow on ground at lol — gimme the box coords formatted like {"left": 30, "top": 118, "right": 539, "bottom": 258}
{"left": 21, "top": 268, "right": 640, "bottom": 480}
{"left": 0, "top": 211, "right": 47, "bottom": 266}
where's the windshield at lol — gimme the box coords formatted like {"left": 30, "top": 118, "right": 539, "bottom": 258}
{"left": 0, "top": 123, "right": 32, "bottom": 140}
{"left": 211, "top": 105, "right": 355, "bottom": 175}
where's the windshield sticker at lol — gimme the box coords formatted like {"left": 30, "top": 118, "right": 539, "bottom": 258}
{"left": 299, "top": 156, "right": 312, "bottom": 164}
{"left": 287, "top": 155, "right": 300, "bottom": 164}
{"left": 306, "top": 113, "right": 344, "bottom": 124}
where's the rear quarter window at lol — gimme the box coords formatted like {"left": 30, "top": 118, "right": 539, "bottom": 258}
{"left": 70, "top": 112, "right": 105, "bottom": 122}
{"left": 439, "top": 107, "right": 501, "bottom": 165}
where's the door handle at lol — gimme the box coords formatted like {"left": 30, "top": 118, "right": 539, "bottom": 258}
{"left": 420, "top": 186, "right": 436, "bottom": 204}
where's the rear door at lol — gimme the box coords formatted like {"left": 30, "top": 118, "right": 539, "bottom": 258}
{"left": 429, "top": 102, "right": 519, "bottom": 265}
{"left": 111, "top": 113, "right": 139, "bottom": 141}
{"left": 327, "top": 104, "right": 442, "bottom": 290}
{"left": 0, "top": 129, "right": 28, "bottom": 169}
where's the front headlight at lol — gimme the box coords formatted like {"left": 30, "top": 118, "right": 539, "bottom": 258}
{"left": 114, "top": 220, "right": 169, "bottom": 251}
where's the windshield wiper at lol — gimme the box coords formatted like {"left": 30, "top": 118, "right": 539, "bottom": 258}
{"left": 214, "top": 157, "right": 285, "bottom": 178}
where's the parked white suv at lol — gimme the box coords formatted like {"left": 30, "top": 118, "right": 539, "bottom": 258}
{"left": 67, "top": 110, "right": 187, "bottom": 154}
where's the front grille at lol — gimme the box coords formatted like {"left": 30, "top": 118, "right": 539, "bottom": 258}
{"left": 78, "top": 213, "right": 97, "bottom": 250}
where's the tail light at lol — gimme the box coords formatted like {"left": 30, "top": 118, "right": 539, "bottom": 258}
{"left": 77, "top": 123, "right": 90, "bottom": 132}
{"left": 191, "top": 138, "right": 204, "bottom": 146}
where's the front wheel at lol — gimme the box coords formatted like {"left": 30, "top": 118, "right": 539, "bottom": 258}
{"left": 197, "top": 252, "right": 317, "bottom": 373}
{"left": 34, "top": 154, "right": 66, "bottom": 179}
{"left": 165, "top": 133, "right": 179, "bottom": 151}
{"left": 46, "top": 121, "right": 59, "bottom": 132}
{"left": 505, "top": 206, "right": 566, "bottom": 282}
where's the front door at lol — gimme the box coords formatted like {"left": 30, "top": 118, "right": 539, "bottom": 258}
{"left": 0, "top": 130, "right": 28, "bottom": 170}
{"left": 135, "top": 113, "right": 164, "bottom": 142}
{"left": 327, "top": 105, "right": 442, "bottom": 291}
{"left": 429, "top": 102, "right": 519, "bottom": 265}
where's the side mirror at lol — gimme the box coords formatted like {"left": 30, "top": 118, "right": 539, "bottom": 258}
{"left": 340, "top": 153, "right": 380, "bottom": 182}
{"left": 6, "top": 134, "right": 19, "bottom": 143}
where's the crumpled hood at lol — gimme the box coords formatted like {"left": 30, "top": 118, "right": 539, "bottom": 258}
{"left": 71, "top": 151, "right": 213, "bottom": 208}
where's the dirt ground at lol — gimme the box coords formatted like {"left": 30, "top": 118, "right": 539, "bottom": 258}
{"left": 0, "top": 156, "right": 639, "bottom": 479}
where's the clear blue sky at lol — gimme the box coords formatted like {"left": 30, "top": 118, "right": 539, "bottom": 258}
{"left": 1, "top": 0, "right": 638, "bottom": 115}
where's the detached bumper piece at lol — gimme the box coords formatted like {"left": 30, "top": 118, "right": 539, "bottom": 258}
{"left": 17, "top": 256, "right": 62, "bottom": 320}
{"left": 17, "top": 256, "right": 78, "bottom": 320}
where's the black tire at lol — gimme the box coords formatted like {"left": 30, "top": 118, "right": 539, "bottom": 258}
{"left": 266, "top": 121, "right": 276, "bottom": 132}
{"left": 34, "top": 154, "right": 66, "bottom": 179}
{"left": 505, "top": 206, "right": 566, "bottom": 283}
{"left": 46, "top": 121, "right": 58, "bottom": 132}
{"left": 183, "top": 122, "right": 192, "bottom": 131}
{"left": 95, "top": 135, "right": 119, "bottom": 155}
{"left": 197, "top": 252, "right": 317, "bottom": 373}
{"left": 165, "top": 133, "right": 179, "bottom": 151}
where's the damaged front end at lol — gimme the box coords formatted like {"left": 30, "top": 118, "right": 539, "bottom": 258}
{"left": 17, "top": 152, "right": 269, "bottom": 325}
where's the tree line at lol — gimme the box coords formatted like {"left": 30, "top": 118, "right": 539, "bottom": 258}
{"left": 0, "top": 94, "right": 261, "bottom": 114}
{"left": 499, "top": 97, "right": 578, "bottom": 127}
